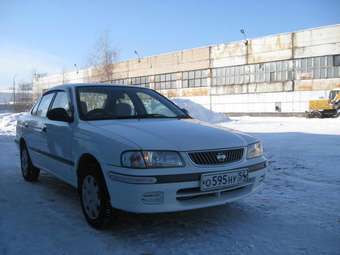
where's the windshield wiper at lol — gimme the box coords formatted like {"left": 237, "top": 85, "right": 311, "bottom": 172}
{"left": 136, "top": 114, "right": 169, "bottom": 118}
{"left": 136, "top": 114, "right": 192, "bottom": 119}
{"left": 115, "top": 113, "right": 193, "bottom": 119}
{"left": 86, "top": 113, "right": 191, "bottom": 120}
{"left": 177, "top": 114, "right": 191, "bottom": 119}
{"left": 115, "top": 114, "right": 186, "bottom": 119}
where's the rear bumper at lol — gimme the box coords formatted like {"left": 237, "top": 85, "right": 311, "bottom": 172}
{"left": 105, "top": 160, "right": 267, "bottom": 213}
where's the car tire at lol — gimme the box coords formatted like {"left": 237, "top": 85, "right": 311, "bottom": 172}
{"left": 79, "top": 162, "right": 112, "bottom": 229}
{"left": 20, "top": 144, "right": 40, "bottom": 182}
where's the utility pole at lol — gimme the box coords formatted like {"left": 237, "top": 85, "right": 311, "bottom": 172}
{"left": 240, "top": 29, "right": 249, "bottom": 64}
{"left": 74, "top": 64, "right": 79, "bottom": 74}
{"left": 134, "top": 50, "right": 141, "bottom": 63}
{"left": 208, "top": 46, "right": 213, "bottom": 111}
{"left": 13, "top": 75, "right": 16, "bottom": 105}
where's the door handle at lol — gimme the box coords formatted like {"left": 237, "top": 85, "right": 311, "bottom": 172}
{"left": 40, "top": 126, "right": 47, "bottom": 133}
{"left": 24, "top": 122, "right": 28, "bottom": 128}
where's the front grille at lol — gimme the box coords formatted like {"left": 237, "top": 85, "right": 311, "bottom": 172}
{"left": 188, "top": 148, "right": 244, "bottom": 165}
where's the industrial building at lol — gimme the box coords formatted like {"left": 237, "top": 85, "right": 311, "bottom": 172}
{"left": 33, "top": 24, "right": 340, "bottom": 114}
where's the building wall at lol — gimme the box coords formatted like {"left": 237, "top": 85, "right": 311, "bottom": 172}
{"left": 33, "top": 24, "right": 340, "bottom": 114}
{"left": 179, "top": 90, "right": 329, "bottom": 114}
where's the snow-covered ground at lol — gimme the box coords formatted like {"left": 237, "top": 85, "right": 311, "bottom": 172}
{"left": 0, "top": 112, "right": 22, "bottom": 136}
{"left": 0, "top": 112, "right": 339, "bottom": 255}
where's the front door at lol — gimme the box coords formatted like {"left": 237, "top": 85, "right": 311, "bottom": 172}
{"left": 44, "top": 90, "right": 75, "bottom": 185}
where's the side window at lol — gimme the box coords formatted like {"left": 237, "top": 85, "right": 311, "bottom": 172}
{"left": 51, "top": 91, "right": 72, "bottom": 117}
{"left": 31, "top": 98, "right": 41, "bottom": 115}
{"left": 36, "top": 93, "right": 55, "bottom": 117}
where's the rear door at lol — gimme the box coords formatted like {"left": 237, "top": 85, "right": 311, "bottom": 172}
{"left": 28, "top": 92, "right": 56, "bottom": 169}
{"left": 22, "top": 97, "right": 41, "bottom": 165}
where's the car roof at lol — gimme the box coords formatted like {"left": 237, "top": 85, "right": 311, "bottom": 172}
{"left": 44, "top": 83, "right": 150, "bottom": 94}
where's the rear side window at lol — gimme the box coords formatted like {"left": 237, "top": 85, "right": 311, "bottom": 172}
{"left": 31, "top": 98, "right": 41, "bottom": 115}
{"left": 51, "top": 91, "right": 72, "bottom": 117}
{"left": 36, "top": 93, "right": 55, "bottom": 117}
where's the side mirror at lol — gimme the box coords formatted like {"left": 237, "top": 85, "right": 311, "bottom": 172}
{"left": 181, "top": 108, "right": 189, "bottom": 115}
{"left": 47, "top": 108, "right": 72, "bottom": 122}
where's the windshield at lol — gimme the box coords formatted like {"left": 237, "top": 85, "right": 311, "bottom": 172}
{"left": 329, "top": 90, "right": 340, "bottom": 100}
{"left": 76, "top": 86, "right": 190, "bottom": 121}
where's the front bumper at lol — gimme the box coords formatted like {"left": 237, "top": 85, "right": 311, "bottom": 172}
{"left": 104, "top": 159, "right": 267, "bottom": 213}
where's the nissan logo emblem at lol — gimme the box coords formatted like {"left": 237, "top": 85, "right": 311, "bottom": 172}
{"left": 216, "top": 152, "right": 226, "bottom": 162}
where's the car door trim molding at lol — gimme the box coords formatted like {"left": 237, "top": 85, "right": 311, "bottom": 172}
{"left": 29, "top": 146, "right": 74, "bottom": 166}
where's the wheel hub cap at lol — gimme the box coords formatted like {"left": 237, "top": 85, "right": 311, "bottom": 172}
{"left": 82, "top": 175, "right": 101, "bottom": 219}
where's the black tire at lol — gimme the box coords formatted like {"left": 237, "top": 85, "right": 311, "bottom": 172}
{"left": 79, "top": 162, "right": 112, "bottom": 229}
{"left": 336, "top": 108, "right": 340, "bottom": 118}
{"left": 309, "top": 111, "right": 322, "bottom": 118}
{"left": 20, "top": 143, "right": 40, "bottom": 182}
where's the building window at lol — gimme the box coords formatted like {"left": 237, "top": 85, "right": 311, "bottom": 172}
{"left": 131, "top": 76, "right": 150, "bottom": 88}
{"left": 154, "top": 72, "right": 177, "bottom": 90}
{"left": 294, "top": 55, "right": 340, "bottom": 79}
{"left": 112, "top": 76, "right": 150, "bottom": 88}
{"left": 334, "top": 55, "right": 340, "bottom": 66}
{"left": 182, "top": 69, "right": 208, "bottom": 88}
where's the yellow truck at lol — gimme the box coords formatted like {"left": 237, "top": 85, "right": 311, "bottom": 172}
{"left": 307, "top": 88, "right": 340, "bottom": 118}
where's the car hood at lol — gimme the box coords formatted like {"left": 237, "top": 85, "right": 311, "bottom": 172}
{"left": 88, "top": 119, "right": 256, "bottom": 151}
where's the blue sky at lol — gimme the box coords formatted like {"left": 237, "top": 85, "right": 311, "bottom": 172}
{"left": 0, "top": 0, "right": 339, "bottom": 89}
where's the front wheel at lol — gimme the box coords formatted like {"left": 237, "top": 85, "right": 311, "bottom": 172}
{"left": 79, "top": 163, "right": 112, "bottom": 229}
{"left": 20, "top": 144, "right": 40, "bottom": 182}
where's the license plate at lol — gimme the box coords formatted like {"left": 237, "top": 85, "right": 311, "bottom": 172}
{"left": 200, "top": 169, "right": 248, "bottom": 191}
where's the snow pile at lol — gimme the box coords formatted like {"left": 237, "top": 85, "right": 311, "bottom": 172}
{"left": 173, "top": 98, "right": 230, "bottom": 123}
{"left": 0, "top": 113, "right": 22, "bottom": 136}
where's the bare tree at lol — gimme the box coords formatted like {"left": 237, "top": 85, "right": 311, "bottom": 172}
{"left": 87, "top": 31, "right": 118, "bottom": 83}
{"left": 17, "top": 82, "right": 33, "bottom": 105}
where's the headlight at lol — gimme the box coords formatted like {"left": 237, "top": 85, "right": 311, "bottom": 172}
{"left": 247, "top": 142, "right": 263, "bottom": 159}
{"left": 121, "top": 151, "right": 185, "bottom": 168}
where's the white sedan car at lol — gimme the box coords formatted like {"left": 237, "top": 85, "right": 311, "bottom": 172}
{"left": 16, "top": 84, "right": 267, "bottom": 229}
